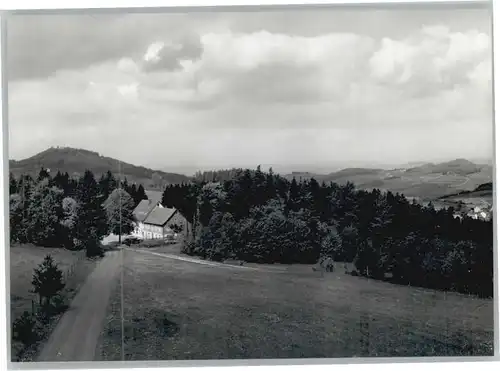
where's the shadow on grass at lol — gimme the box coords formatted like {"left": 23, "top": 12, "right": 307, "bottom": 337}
{"left": 100, "top": 308, "right": 181, "bottom": 361}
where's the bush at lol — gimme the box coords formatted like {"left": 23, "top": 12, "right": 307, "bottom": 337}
{"left": 314, "top": 256, "right": 335, "bottom": 272}
{"left": 41, "top": 294, "right": 68, "bottom": 316}
{"left": 84, "top": 238, "right": 104, "bottom": 258}
{"left": 320, "top": 228, "right": 342, "bottom": 261}
{"left": 181, "top": 241, "right": 198, "bottom": 256}
{"left": 13, "top": 311, "right": 39, "bottom": 346}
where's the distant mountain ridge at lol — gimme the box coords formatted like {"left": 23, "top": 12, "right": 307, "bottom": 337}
{"left": 283, "top": 159, "right": 493, "bottom": 201}
{"left": 9, "top": 147, "right": 190, "bottom": 190}
{"left": 9, "top": 148, "right": 493, "bottom": 201}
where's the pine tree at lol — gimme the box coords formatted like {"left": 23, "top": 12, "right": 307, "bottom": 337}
{"left": 308, "top": 178, "right": 322, "bottom": 217}
{"left": 162, "top": 186, "right": 173, "bottom": 208}
{"left": 136, "top": 184, "right": 147, "bottom": 204}
{"left": 75, "top": 170, "right": 108, "bottom": 257}
{"left": 53, "top": 171, "right": 70, "bottom": 196}
{"left": 9, "top": 172, "right": 18, "bottom": 194}
{"left": 37, "top": 167, "right": 51, "bottom": 183}
{"left": 285, "top": 178, "right": 300, "bottom": 214}
{"left": 253, "top": 165, "right": 267, "bottom": 206}
{"left": 98, "top": 170, "right": 117, "bottom": 202}
{"left": 264, "top": 168, "right": 277, "bottom": 201}
{"left": 127, "top": 183, "right": 137, "bottom": 205}
{"left": 31, "top": 255, "right": 65, "bottom": 307}
{"left": 122, "top": 177, "right": 129, "bottom": 191}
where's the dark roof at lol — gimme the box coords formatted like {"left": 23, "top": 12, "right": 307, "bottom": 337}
{"left": 133, "top": 199, "right": 159, "bottom": 222}
{"left": 143, "top": 206, "right": 177, "bottom": 226}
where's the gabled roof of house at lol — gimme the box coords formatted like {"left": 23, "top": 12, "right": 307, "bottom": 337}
{"left": 133, "top": 199, "right": 160, "bottom": 222}
{"left": 143, "top": 206, "right": 177, "bottom": 227}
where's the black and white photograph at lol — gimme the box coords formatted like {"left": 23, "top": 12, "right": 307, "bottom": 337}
{"left": 4, "top": 1, "right": 495, "bottom": 363}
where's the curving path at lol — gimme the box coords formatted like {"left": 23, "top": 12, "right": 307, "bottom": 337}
{"left": 37, "top": 250, "right": 122, "bottom": 362}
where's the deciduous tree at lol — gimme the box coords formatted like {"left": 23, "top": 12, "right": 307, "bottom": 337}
{"left": 103, "top": 188, "right": 136, "bottom": 244}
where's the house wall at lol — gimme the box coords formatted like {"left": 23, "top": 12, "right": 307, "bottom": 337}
{"left": 132, "top": 210, "right": 192, "bottom": 240}
{"left": 141, "top": 223, "right": 166, "bottom": 239}
{"left": 132, "top": 222, "right": 145, "bottom": 237}
{"left": 166, "top": 212, "right": 188, "bottom": 234}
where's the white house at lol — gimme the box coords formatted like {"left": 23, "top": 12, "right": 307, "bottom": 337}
{"left": 132, "top": 198, "right": 190, "bottom": 240}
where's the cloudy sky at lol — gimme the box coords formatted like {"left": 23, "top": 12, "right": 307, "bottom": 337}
{"left": 7, "top": 4, "right": 493, "bottom": 174}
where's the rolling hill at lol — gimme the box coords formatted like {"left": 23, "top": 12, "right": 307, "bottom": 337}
{"left": 284, "top": 159, "right": 493, "bottom": 201}
{"left": 10, "top": 148, "right": 493, "bottom": 202}
{"left": 407, "top": 159, "right": 483, "bottom": 176}
{"left": 432, "top": 182, "right": 493, "bottom": 211}
{"left": 9, "top": 147, "right": 191, "bottom": 190}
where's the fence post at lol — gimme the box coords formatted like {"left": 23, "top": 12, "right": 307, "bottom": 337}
{"left": 31, "top": 299, "right": 35, "bottom": 315}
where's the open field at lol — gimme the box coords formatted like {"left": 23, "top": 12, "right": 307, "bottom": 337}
{"left": 434, "top": 187, "right": 493, "bottom": 212}
{"left": 10, "top": 244, "right": 99, "bottom": 361}
{"left": 10, "top": 244, "right": 85, "bottom": 323}
{"left": 97, "top": 248, "right": 494, "bottom": 360}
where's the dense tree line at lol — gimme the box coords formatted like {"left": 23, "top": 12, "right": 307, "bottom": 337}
{"left": 193, "top": 168, "right": 245, "bottom": 183}
{"left": 164, "top": 167, "right": 493, "bottom": 298}
{"left": 9, "top": 168, "right": 143, "bottom": 256}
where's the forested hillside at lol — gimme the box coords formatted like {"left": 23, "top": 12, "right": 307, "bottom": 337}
{"left": 163, "top": 166, "right": 493, "bottom": 298}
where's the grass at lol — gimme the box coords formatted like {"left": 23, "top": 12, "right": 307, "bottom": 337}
{"left": 97, "top": 248, "right": 494, "bottom": 360}
{"left": 10, "top": 244, "right": 84, "bottom": 322}
{"left": 10, "top": 243, "right": 99, "bottom": 361}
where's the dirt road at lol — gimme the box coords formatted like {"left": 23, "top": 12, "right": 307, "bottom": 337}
{"left": 37, "top": 250, "right": 122, "bottom": 362}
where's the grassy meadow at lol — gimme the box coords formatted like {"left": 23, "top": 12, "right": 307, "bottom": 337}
{"left": 97, "top": 247, "right": 494, "bottom": 360}
{"left": 10, "top": 244, "right": 98, "bottom": 360}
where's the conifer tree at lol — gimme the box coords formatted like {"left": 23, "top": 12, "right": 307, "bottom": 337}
{"left": 285, "top": 178, "right": 300, "bottom": 214}
{"left": 31, "top": 255, "right": 65, "bottom": 307}
{"left": 9, "top": 172, "right": 18, "bottom": 194}
{"left": 53, "top": 171, "right": 70, "bottom": 196}
{"left": 136, "top": 184, "right": 148, "bottom": 204}
{"left": 37, "top": 167, "right": 51, "bottom": 183}
{"left": 75, "top": 170, "right": 108, "bottom": 257}
{"left": 98, "top": 170, "right": 117, "bottom": 201}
